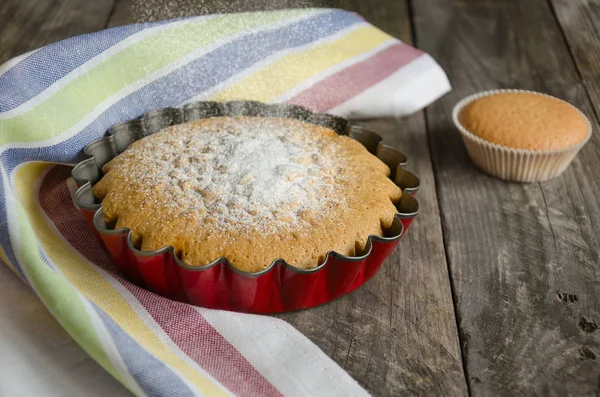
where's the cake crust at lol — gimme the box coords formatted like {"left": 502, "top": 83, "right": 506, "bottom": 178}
{"left": 93, "top": 116, "right": 401, "bottom": 272}
{"left": 459, "top": 92, "right": 589, "bottom": 151}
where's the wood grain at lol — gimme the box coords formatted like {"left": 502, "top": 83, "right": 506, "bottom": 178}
{"left": 551, "top": 0, "right": 600, "bottom": 119}
{"left": 106, "top": 1, "right": 468, "bottom": 395}
{"left": 0, "top": 0, "right": 116, "bottom": 64}
{"left": 550, "top": 1, "right": 600, "bottom": 283}
{"left": 412, "top": 0, "right": 600, "bottom": 395}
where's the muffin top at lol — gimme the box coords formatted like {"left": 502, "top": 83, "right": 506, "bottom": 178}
{"left": 458, "top": 92, "right": 589, "bottom": 151}
{"left": 93, "top": 116, "right": 402, "bottom": 272}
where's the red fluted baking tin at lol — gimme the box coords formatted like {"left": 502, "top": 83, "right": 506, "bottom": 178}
{"left": 72, "top": 101, "right": 420, "bottom": 313}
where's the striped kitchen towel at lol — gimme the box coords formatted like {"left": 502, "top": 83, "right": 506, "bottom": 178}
{"left": 0, "top": 8, "right": 450, "bottom": 396}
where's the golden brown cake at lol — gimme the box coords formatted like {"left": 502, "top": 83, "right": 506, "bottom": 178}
{"left": 458, "top": 92, "right": 589, "bottom": 151}
{"left": 93, "top": 116, "right": 402, "bottom": 273}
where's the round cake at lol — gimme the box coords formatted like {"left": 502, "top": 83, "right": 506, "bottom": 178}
{"left": 93, "top": 116, "right": 402, "bottom": 273}
{"left": 458, "top": 92, "right": 589, "bottom": 151}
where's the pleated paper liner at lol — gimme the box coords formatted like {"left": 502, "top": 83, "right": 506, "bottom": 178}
{"left": 452, "top": 89, "right": 592, "bottom": 182}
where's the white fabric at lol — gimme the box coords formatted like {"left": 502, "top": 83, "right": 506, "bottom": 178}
{"left": 329, "top": 53, "right": 451, "bottom": 118}
{"left": 201, "top": 308, "right": 370, "bottom": 397}
{"left": 0, "top": 265, "right": 130, "bottom": 397}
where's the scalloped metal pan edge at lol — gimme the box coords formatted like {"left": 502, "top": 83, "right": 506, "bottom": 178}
{"left": 72, "top": 100, "right": 420, "bottom": 277}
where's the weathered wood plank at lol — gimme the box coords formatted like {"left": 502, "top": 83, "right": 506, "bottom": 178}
{"left": 550, "top": 0, "right": 600, "bottom": 278}
{"left": 0, "top": 0, "right": 116, "bottom": 64}
{"left": 550, "top": 0, "right": 600, "bottom": 119}
{"left": 107, "top": 1, "right": 468, "bottom": 395}
{"left": 412, "top": 0, "right": 600, "bottom": 395}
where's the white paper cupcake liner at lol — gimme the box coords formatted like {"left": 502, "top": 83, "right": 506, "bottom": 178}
{"left": 452, "top": 89, "right": 593, "bottom": 182}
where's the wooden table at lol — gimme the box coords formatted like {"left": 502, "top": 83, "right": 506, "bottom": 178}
{"left": 2, "top": 0, "right": 599, "bottom": 395}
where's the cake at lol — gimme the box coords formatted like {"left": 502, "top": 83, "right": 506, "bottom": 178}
{"left": 458, "top": 92, "right": 589, "bottom": 151}
{"left": 93, "top": 116, "right": 402, "bottom": 273}
{"left": 452, "top": 90, "right": 592, "bottom": 182}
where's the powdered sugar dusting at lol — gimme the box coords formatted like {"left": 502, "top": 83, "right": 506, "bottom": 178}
{"left": 129, "top": 0, "right": 320, "bottom": 23}
{"left": 115, "top": 117, "right": 344, "bottom": 233}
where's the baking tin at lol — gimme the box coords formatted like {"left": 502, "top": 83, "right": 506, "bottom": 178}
{"left": 72, "top": 100, "right": 420, "bottom": 313}
{"left": 453, "top": 89, "right": 593, "bottom": 182}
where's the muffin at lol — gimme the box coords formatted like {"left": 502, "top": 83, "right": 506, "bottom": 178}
{"left": 453, "top": 89, "right": 592, "bottom": 182}
{"left": 92, "top": 116, "right": 402, "bottom": 273}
